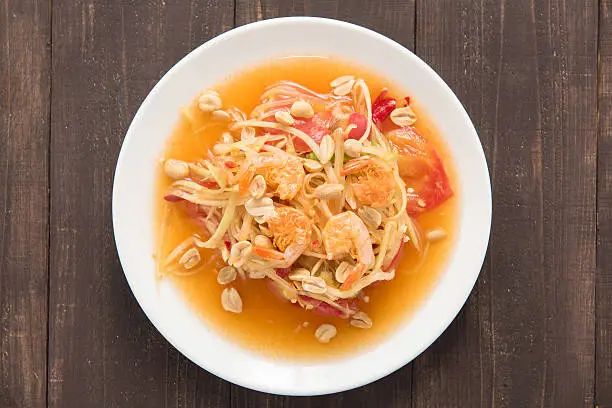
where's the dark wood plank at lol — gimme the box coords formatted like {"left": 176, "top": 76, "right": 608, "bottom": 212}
{"left": 415, "top": 1, "right": 597, "bottom": 407}
{"left": 412, "top": 3, "right": 495, "bottom": 406}
{"left": 48, "top": 1, "right": 233, "bottom": 407}
{"left": 232, "top": 0, "right": 414, "bottom": 405}
{"left": 231, "top": 368, "right": 412, "bottom": 408}
{"left": 0, "top": 1, "right": 50, "bottom": 408}
{"left": 235, "top": 0, "right": 415, "bottom": 50}
{"left": 597, "top": 1, "right": 612, "bottom": 407}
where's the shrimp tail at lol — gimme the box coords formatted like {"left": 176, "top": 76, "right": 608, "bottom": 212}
{"left": 252, "top": 243, "right": 307, "bottom": 268}
{"left": 340, "top": 156, "right": 373, "bottom": 176}
{"left": 340, "top": 263, "right": 366, "bottom": 290}
{"left": 252, "top": 246, "right": 285, "bottom": 260}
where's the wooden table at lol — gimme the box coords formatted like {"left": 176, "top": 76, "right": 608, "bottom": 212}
{"left": 1, "top": 0, "right": 610, "bottom": 407}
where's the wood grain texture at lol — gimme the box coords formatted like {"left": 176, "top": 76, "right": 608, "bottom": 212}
{"left": 48, "top": 1, "right": 233, "bottom": 407}
{"left": 0, "top": 1, "right": 50, "bottom": 408}
{"left": 21, "top": 0, "right": 603, "bottom": 406}
{"left": 232, "top": 0, "right": 413, "bottom": 405}
{"left": 416, "top": 1, "right": 598, "bottom": 407}
{"left": 597, "top": 2, "right": 612, "bottom": 407}
{"left": 235, "top": 0, "right": 415, "bottom": 50}
{"left": 412, "top": 3, "right": 494, "bottom": 407}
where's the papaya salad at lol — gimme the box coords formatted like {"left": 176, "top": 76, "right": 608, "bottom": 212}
{"left": 159, "top": 75, "right": 453, "bottom": 344}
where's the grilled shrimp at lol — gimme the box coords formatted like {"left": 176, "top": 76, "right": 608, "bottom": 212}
{"left": 322, "top": 211, "right": 374, "bottom": 289}
{"left": 341, "top": 156, "right": 396, "bottom": 208}
{"left": 252, "top": 206, "right": 312, "bottom": 267}
{"left": 255, "top": 154, "right": 305, "bottom": 200}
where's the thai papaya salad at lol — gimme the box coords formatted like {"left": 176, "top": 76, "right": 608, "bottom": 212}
{"left": 159, "top": 75, "right": 452, "bottom": 343}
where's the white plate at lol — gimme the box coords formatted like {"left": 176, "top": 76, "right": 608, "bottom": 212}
{"left": 112, "top": 17, "right": 491, "bottom": 396}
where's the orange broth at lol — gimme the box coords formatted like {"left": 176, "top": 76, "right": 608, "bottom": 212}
{"left": 155, "top": 56, "right": 458, "bottom": 360}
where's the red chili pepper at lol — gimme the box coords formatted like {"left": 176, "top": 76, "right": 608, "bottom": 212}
{"left": 374, "top": 88, "right": 389, "bottom": 104}
{"left": 224, "top": 161, "right": 238, "bottom": 169}
{"left": 199, "top": 180, "right": 219, "bottom": 189}
{"left": 404, "top": 96, "right": 411, "bottom": 106}
{"left": 224, "top": 241, "right": 231, "bottom": 251}
{"left": 372, "top": 90, "right": 396, "bottom": 124}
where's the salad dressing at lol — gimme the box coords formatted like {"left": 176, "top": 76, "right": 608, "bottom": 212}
{"left": 156, "top": 57, "right": 457, "bottom": 360}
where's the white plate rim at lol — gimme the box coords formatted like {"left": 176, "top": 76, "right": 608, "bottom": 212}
{"left": 112, "top": 16, "right": 492, "bottom": 396}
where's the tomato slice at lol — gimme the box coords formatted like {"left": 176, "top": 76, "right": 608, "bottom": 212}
{"left": 292, "top": 112, "right": 331, "bottom": 153}
{"left": 347, "top": 113, "right": 367, "bottom": 140}
{"left": 163, "top": 194, "right": 182, "bottom": 202}
{"left": 388, "top": 126, "right": 453, "bottom": 216}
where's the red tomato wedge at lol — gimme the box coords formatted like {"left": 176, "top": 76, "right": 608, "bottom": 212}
{"left": 347, "top": 112, "right": 368, "bottom": 140}
{"left": 388, "top": 126, "right": 453, "bottom": 216}
{"left": 163, "top": 194, "right": 182, "bottom": 202}
{"left": 292, "top": 111, "right": 331, "bottom": 153}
